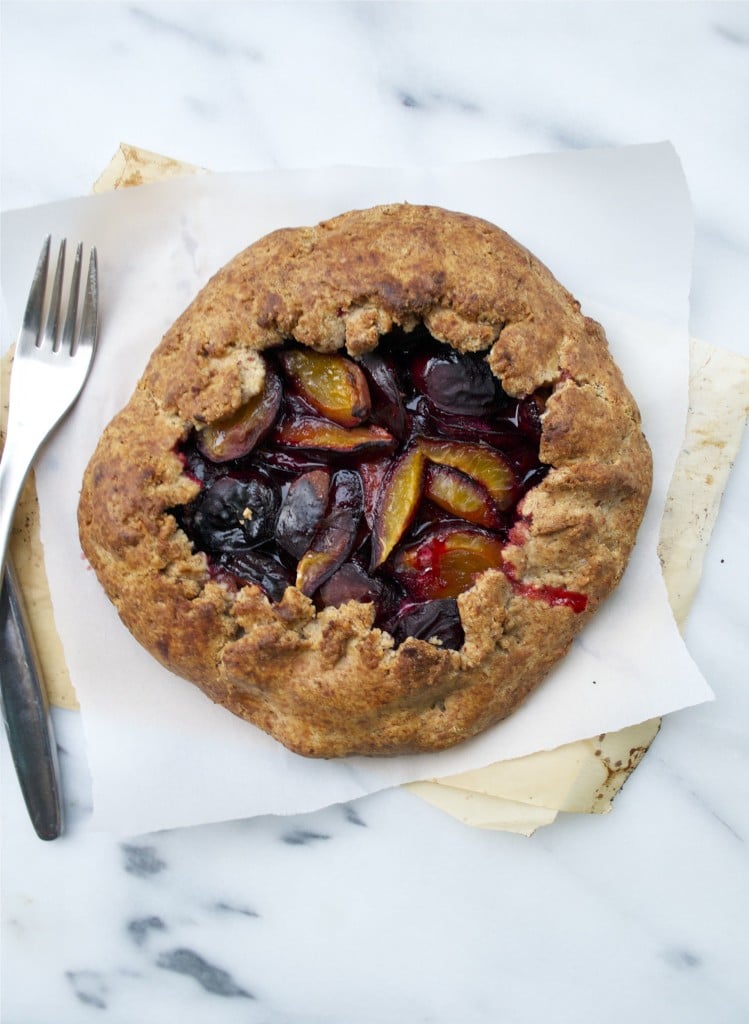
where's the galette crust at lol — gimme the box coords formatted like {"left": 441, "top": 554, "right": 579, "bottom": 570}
{"left": 78, "top": 204, "right": 652, "bottom": 757}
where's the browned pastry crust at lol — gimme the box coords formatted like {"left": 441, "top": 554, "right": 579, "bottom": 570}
{"left": 78, "top": 204, "right": 652, "bottom": 757}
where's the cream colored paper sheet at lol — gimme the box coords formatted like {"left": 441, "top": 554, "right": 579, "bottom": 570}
{"left": 0, "top": 143, "right": 725, "bottom": 835}
{"left": 88, "top": 151, "right": 670, "bottom": 834}
{"left": 96, "top": 147, "right": 747, "bottom": 833}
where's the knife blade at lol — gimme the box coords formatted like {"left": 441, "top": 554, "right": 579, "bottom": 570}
{"left": 0, "top": 556, "right": 62, "bottom": 839}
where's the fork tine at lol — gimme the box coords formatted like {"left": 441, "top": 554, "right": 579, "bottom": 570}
{"left": 41, "top": 239, "right": 66, "bottom": 351}
{"left": 20, "top": 236, "right": 51, "bottom": 348}
{"left": 74, "top": 247, "right": 99, "bottom": 356}
{"left": 61, "top": 243, "right": 83, "bottom": 354}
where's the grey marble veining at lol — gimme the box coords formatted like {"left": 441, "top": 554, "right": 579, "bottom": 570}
{"left": 1, "top": 3, "right": 748, "bottom": 1022}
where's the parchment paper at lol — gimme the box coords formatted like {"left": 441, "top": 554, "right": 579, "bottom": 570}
{"left": 0, "top": 144, "right": 714, "bottom": 836}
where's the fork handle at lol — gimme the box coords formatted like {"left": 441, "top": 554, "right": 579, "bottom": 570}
{"left": 0, "top": 425, "right": 45, "bottom": 581}
{"left": 0, "top": 556, "right": 63, "bottom": 840}
{"left": 0, "top": 413, "right": 65, "bottom": 840}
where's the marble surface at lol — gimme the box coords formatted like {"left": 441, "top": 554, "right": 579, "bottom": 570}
{"left": 1, "top": 3, "right": 748, "bottom": 1022}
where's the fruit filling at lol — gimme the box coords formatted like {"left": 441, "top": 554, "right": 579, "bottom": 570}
{"left": 173, "top": 326, "right": 581, "bottom": 650}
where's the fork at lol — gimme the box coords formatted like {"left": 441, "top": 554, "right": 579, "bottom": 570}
{"left": 0, "top": 236, "right": 99, "bottom": 577}
{"left": 0, "top": 236, "right": 98, "bottom": 839}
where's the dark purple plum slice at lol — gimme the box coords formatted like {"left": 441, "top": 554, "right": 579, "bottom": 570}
{"left": 357, "top": 351, "right": 407, "bottom": 439}
{"left": 318, "top": 560, "right": 398, "bottom": 622}
{"left": 420, "top": 401, "right": 530, "bottom": 451}
{"left": 296, "top": 469, "right": 364, "bottom": 596}
{"left": 217, "top": 548, "right": 294, "bottom": 603}
{"left": 410, "top": 348, "right": 497, "bottom": 415}
{"left": 276, "top": 469, "right": 331, "bottom": 559}
{"left": 386, "top": 599, "right": 464, "bottom": 650}
{"left": 184, "top": 472, "right": 280, "bottom": 553}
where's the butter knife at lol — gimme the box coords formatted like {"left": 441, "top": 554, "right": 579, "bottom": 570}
{"left": 0, "top": 557, "right": 62, "bottom": 839}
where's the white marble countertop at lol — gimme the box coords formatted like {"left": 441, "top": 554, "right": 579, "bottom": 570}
{"left": 1, "top": 3, "right": 748, "bottom": 1022}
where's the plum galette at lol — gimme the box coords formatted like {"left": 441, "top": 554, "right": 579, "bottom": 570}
{"left": 78, "top": 204, "right": 652, "bottom": 757}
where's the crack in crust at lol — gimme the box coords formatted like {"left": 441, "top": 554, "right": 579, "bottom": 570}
{"left": 77, "top": 204, "right": 652, "bottom": 757}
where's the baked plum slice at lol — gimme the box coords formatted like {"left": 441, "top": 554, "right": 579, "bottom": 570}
{"left": 410, "top": 347, "right": 498, "bottom": 415}
{"left": 357, "top": 351, "right": 407, "bottom": 439}
{"left": 423, "top": 463, "right": 504, "bottom": 530}
{"left": 197, "top": 366, "right": 282, "bottom": 463}
{"left": 215, "top": 549, "right": 294, "bottom": 604}
{"left": 273, "top": 414, "right": 395, "bottom": 455}
{"left": 419, "top": 438, "right": 515, "bottom": 511}
{"left": 276, "top": 469, "right": 331, "bottom": 559}
{"left": 389, "top": 524, "right": 505, "bottom": 601}
{"left": 419, "top": 401, "right": 533, "bottom": 452}
{"left": 295, "top": 469, "right": 363, "bottom": 596}
{"left": 318, "top": 560, "right": 399, "bottom": 622}
{"left": 370, "top": 447, "right": 426, "bottom": 569}
{"left": 385, "top": 598, "right": 465, "bottom": 650}
{"left": 180, "top": 471, "right": 280, "bottom": 553}
{"left": 358, "top": 457, "right": 391, "bottom": 530}
{"left": 279, "top": 349, "right": 371, "bottom": 427}
{"left": 173, "top": 332, "right": 557, "bottom": 652}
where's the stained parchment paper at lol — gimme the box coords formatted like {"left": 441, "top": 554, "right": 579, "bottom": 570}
{"left": 0, "top": 144, "right": 714, "bottom": 836}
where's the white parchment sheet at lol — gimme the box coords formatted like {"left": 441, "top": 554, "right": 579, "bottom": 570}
{"left": 0, "top": 144, "right": 713, "bottom": 835}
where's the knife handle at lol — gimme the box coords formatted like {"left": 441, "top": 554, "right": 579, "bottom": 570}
{"left": 0, "top": 558, "right": 62, "bottom": 840}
